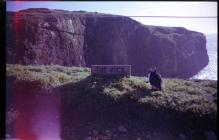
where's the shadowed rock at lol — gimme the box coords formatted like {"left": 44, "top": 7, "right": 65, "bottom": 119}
{"left": 6, "top": 8, "right": 209, "bottom": 78}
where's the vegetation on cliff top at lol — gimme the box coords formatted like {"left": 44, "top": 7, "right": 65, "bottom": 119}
{"left": 6, "top": 64, "right": 90, "bottom": 87}
{"left": 6, "top": 64, "right": 217, "bottom": 116}
{"left": 6, "top": 64, "right": 217, "bottom": 139}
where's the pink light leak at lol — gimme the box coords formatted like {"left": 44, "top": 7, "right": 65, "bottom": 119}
{"left": 31, "top": 90, "right": 61, "bottom": 140}
{"left": 12, "top": 6, "right": 62, "bottom": 139}
{"left": 13, "top": 10, "right": 23, "bottom": 64}
{"left": 14, "top": 82, "right": 61, "bottom": 140}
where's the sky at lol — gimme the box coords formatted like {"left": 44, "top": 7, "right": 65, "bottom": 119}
{"left": 6, "top": 1, "right": 217, "bottom": 34}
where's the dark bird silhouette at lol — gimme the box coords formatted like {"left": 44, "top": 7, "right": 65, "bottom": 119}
{"left": 148, "top": 67, "right": 162, "bottom": 90}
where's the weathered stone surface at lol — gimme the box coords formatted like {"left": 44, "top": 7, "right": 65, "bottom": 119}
{"left": 6, "top": 8, "right": 209, "bottom": 78}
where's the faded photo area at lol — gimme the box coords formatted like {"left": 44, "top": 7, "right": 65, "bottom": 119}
{"left": 5, "top": 2, "right": 217, "bottom": 140}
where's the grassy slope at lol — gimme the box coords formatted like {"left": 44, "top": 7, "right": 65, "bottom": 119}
{"left": 6, "top": 64, "right": 217, "bottom": 139}
{"left": 6, "top": 64, "right": 217, "bottom": 115}
{"left": 6, "top": 64, "right": 90, "bottom": 87}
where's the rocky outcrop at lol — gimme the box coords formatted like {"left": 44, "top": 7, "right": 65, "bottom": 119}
{"left": 6, "top": 8, "right": 209, "bottom": 78}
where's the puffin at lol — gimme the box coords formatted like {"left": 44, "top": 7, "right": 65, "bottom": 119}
{"left": 148, "top": 67, "right": 162, "bottom": 90}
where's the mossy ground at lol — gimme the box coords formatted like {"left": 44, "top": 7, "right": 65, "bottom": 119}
{"left": 6, "top": 64, "right": 90, "bottom": 87}
{"left": 7, "top": 64, "right": 216, "bottom": 115}
{"left": 6, "top": 64, "right": 217, "bottom": 140}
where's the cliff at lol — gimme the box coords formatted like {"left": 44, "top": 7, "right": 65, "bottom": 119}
{"left": 6, "top": 64, "right": 217, "bottom": 139}
{"left": 6, "top": 8, "right": 209, "bottom": 78}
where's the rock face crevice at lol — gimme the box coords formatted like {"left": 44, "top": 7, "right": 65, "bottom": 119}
{"left": 6, "top": 8, "right": 209, "bottom": 78}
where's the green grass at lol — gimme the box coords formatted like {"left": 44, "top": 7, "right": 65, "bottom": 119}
{"left": 6, "top": 64, "right": 217, "bottom": 139}
{"left": 6, "top": 64, "right": 217, "bottom": 116}
{"left": 6, "top": 64, "right": 90, "bottom": 88}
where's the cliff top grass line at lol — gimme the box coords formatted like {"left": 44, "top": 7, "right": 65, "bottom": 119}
{"left": 6, "top": 64, "right": 217, "bottom": 139}
{"left": 6, "top": 64, "right": 217, "bottom": 116}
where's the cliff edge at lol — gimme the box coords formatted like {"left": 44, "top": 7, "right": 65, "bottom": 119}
{"left": 6, "top": 8, "right": 209, "bottom": 78}
{"left": 6, "top": 64, "right": 217, "bottom": 139}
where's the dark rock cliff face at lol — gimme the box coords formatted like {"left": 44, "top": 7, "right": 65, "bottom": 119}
{"left": 6, "top": 8, "right": 209, "bottom": 78}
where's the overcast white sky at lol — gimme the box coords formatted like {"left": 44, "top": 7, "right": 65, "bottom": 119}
{"left": 7, "top": 1, "right": 217, "bottom": 34}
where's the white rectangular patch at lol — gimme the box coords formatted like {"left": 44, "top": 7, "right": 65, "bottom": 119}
{"left": 91, "top": 65, "right": 131, "bottom": 76}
